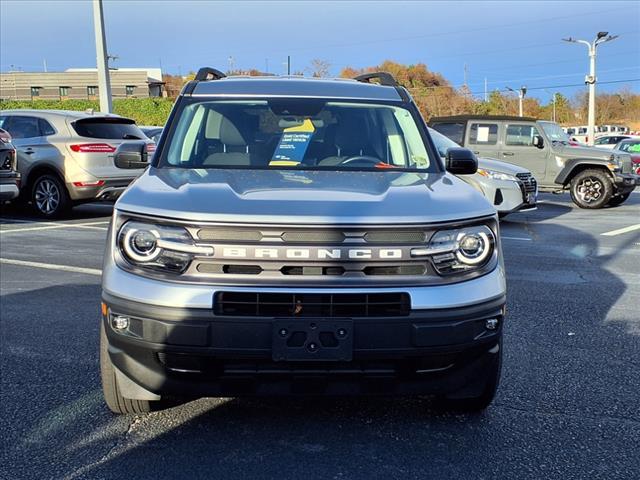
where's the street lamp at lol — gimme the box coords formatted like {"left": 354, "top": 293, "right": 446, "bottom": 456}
{"left": 506, "top": 86, "right": 527, "bottom": 117}
{"left": 544, "top": 89, "right": 557, "bottom": 122}
{"left": 562, "top": 31, "right": 618, "bottom": 145}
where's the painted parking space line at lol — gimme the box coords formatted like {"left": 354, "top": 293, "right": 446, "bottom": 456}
{"left": 0, "top": 258, "right": 102, "bottom": 276}
{"left": 600, "top": 224, "right": 640, "bottom": 237}
{"left": 502, "top": 236, "right": 532, "bottom": 241}
{"left": 0, "top": 220, "right": 109, "bottom": 234}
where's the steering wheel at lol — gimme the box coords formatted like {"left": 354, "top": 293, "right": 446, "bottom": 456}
{"left": 337, "top": 156, "right": 383, "bottom": 167}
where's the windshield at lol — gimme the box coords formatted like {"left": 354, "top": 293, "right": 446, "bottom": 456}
{"left": 539, "top": 121, "right": 571, "bottom": 143}
{"left": 160, "top": 99, "right": 436, "bottom": 171}
{"left": 616, "top": 140, "right": 640, "bottom": 153}
{"left": 428, "top": 127, "right": 460, "bottom": 157}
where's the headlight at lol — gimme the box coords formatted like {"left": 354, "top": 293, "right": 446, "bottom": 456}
{"left": 423, "top": 225, "right": 496, "bottom": 275}
{"left": 476, "top": 169, "right": 518, "bottom": 182}
{"left": 117, "top": 221, "right": 213, "bottom": 273}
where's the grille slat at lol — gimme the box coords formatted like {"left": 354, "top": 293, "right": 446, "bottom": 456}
{"left": 215, "top": 292, "right": 410, "bottom": 318}
{"left": 516, "top": 173, "right": 537, "bottom": 194}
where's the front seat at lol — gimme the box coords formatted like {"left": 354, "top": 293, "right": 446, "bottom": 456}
{"left": 203, "top": 117, "right": 253, "bottom": 166}
{"left": 318, "top": 116, "right": 370, "bottom": 166}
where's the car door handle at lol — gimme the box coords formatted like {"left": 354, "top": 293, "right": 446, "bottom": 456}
{"left": 472, "top": 151, "right": 480, "bottom": 154}
{"left": 21, "top": 148, "right": 35, "bottom": 155}
{"left": 502, "top": 152, "right": 514, "bottom": 156}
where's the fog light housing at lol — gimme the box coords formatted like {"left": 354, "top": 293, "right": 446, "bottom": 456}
{"left": 112, "top": 315, "right": 130, "bottom": 330}
{"left": 485, "top": 318, "right": 499, "bottom": 330}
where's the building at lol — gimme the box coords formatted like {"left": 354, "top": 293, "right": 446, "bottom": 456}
{"left": 0, "top": 68, "right": 165, "bottom": 100}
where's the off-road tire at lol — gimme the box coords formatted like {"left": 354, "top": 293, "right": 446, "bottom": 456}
{"left": 31, "top": 173, "right": 71, "bottom": 218}
{"left": 606, "top": 191, "right": 631, "bottom": 207}
{"left": 435, "top": 345, "right": 502, "bottom": 413}
{"left": 100, "top": 322, "right": 154, "bottom": 414}
{"left": 569, "top": 169, "right": 613, "bottom": 209}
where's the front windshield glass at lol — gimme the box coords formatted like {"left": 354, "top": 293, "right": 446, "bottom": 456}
{"left": 428, "top": 127, "right": 460, "bottom": 157}
{"left": 616, "top": 140, "right": 640, "bottom": 153}
{"left": 161, "top": 99, "right": 436, "bottom": 171}
{"left": 539, "top": 121, "right": 571, "bottom": 143}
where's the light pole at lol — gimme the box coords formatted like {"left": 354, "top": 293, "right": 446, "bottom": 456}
{"left": 92, "top": 0, "right": 112, "bottom": 113}
{"left": 562, "top": 31, "right": 618, "bottom": 146}
{"left": 506, "top": 86, "right": 527, "bottom": 117}
{"left": 544, "top": 89, "right": 557, "bottom": 122}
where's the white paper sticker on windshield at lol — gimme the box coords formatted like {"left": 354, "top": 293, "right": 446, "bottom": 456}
{"left": 477, "top": 126, "right": 490, "bottom": 143}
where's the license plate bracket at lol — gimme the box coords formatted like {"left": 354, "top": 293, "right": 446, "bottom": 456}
{"left": 272, "top": 319, "right": 353, "bottom": 362}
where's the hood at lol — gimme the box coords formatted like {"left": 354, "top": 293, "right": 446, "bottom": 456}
{"left": 116, "top": 167, "right": 495, "bottom": 225}
{"left": 555, "top": 144, "right": 612, "bottom": 160}
{"left": 477, "top": 156, "right": 530, "bottom": 175}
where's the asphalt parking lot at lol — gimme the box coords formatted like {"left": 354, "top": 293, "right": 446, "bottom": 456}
{"left": 1, "top": 193, "right": 639, "bottom": 480}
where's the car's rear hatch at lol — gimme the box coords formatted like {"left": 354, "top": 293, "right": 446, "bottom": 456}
{"left": 66, "top": 116, "right": 152, "bottom": 180}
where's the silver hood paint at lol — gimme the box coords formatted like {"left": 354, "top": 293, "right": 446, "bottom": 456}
{"left": 476, "top": 157, "right": 530, "bottom": 175}
{"left": 116, "top": 167, "right": 495, "bottom": 224}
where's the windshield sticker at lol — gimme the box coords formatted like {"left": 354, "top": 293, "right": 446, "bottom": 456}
{"left": 270, "top": 119, "right": 315, "bottom": 165}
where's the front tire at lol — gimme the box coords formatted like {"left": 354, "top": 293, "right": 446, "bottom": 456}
{"left": 435, "top": 344, "right": 502, "bottom": 412}
{"left": 100, "top": 322, "right": 154, "bottom": 414}
{"left": 31, "top": 174, "right": 71, "bottom": 218}
{"left": 569, "top": 169, "right": 613, "bottom": 209}
{"left": 606, "top": 192, "right": 631, "bottom": 207}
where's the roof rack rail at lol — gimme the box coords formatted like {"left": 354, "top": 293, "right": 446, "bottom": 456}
{"left": 353, "top": 72, "right": 398, "bottom": 87}
{"left": 195, "top": 67, "right": 226, "bottom": 81}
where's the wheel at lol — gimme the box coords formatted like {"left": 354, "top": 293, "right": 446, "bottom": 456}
{"left": 606, "top": 192, "right": 631, "bottom": 207}
{"left": 569, "top": 169, "right": 613, "bottom": 209}
{"left": 435, "top": 344, "right": 502, "bottom": 413}
{"left": 100, "top": 322, "right": 154, "bottom": 414}
{"left": 31, "top": 174, "right": 71, "bottom": 218}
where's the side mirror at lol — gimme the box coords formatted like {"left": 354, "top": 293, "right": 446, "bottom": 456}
{"left": 533, "top": 135, "right": 544, "bottom": 149}
{"left": 445, "top": 147, "right": 478, "bottom": 175}
{"left": 114, "top": 141, "right": 149, "bottom": 169}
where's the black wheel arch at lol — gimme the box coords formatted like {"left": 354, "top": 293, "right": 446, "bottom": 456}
{"left": 24, "top": 163, "right": 66, "bottom": 192}
{"left": 555, "top": 158, "right": 614, "bottom": 186}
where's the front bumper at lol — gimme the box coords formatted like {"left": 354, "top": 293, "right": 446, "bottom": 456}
{"left": 0, "top": 172, "right": 20, "bottom": 201}
{"left": 613, "top": 172, "right": 640, "bottom": 193}
{"left": 101, "top": 266, "right": 506, "bottom": 398}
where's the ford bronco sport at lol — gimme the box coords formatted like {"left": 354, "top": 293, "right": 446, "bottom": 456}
{"left": 100, "top": 69, "right": 506, "bottom": 414}
{"left": 429, "top": 115, "right": 638, "bottom": 209}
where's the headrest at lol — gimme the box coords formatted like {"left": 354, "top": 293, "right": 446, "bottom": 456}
{"left": 219, "top": 118, "right": 246, "bottom": 146}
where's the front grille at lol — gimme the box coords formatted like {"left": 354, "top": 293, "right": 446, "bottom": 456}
{"left": 214, "top": 292, "right": 410, "bottom": 317}
{"left": 516, "top": 172, "right": 537, "bottom": 194}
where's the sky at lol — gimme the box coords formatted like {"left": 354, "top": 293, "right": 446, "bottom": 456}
{"left": 1, "top": 0, "right": 639, "bottom": 103}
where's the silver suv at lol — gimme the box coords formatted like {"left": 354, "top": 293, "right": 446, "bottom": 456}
{"left": 100, "top": 69, "right": 506, "bottom": 414}
{"left": 0, "top": 110, "right": 151, "bottom": 217}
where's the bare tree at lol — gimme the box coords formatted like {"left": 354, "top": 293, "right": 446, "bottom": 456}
{"left": 309, "top": 59, "right": 331, "bottom": 78}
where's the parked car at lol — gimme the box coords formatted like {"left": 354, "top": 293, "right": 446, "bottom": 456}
{"left": 0, "top": 128, "right": 20, "bottom": 202}
{"left": 429, "top": 115, "right": 638, "bottom": 208}
{"left": 615, "top": 138, "right": 640, "bottom": 175}
{"left": 593, "top": 135, "right": 635, "bottom": 150}
{"left": 0, "top": 110, "right": 153, "bottom": 217}
{"left": 100, "top": 69, "right": 506, "bottom": 414}
{"left": 140, "top": 126, "right": 163, "bottom": 144}
{"left": 429, "top": 127, "right": 536, "bottom": 217}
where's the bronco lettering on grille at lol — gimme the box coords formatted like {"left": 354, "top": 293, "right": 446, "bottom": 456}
{"left": 216, "top": 246, "right": 404, "bottom": 260}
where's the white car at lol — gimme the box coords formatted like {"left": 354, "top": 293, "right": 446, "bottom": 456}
{"left": 429, "top": 128, "right": 537, "bottom": 217}
{"left": 593, "top": 135, "right": 637, "bottom": 150}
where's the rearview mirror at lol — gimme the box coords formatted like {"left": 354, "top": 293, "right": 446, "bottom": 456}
{"left": 445, "top": 147, "right": 478, "bottom": 175}
{"left": 533, "top": 135, "right": 544, "bottom": 149}
{"left": 114, "top": 142, "right": 149, "bottom": 169}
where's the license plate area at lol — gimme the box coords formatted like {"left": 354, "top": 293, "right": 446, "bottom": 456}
{"left": 272, "top": 319, "right": 353, "bottom": 361}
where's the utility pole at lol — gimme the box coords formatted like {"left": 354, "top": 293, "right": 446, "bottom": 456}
{"left": 506, "top": 86, "right": 527, "bottom": 117}
{"left": 563, "top": 32, "right": 618, "bottom": 146}
{"left": 484, "top": 77, "right": 487, "bottom": 102}
{"left": 287, "top": 56, "right": 291, "bottom": 75}
{"left": 43, "top": 59, "right": 47, "bottom": 73}
{"left": 92, "top": 0, "right": 112, "bottom": 113}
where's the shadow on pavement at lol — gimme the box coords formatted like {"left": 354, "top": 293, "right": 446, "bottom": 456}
{"left": 0, "top": 201, "right": 114, "bottom": 223}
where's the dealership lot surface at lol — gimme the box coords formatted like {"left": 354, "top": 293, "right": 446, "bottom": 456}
{"left": 1, "top": 193, "right": 639, "bottom": 480}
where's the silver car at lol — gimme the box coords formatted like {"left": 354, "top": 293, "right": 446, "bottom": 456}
{"left": 429, "top": 128, "right": 537, "bottom": 217}
{"left": 0, "top": 109, "right": 152, "bottom": 217}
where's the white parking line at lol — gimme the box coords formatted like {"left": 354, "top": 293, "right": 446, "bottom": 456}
{"left": 0, "top": 220, "right": 109, "bottom": 234}
{"left": 0, "top": 258, "right": 102, "bottom": 276}
{"left": 600, "top": 224, "right": 640, "bottom": 237}
{"left": 502, "top": 236, "right": 532, "bottom": 241}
